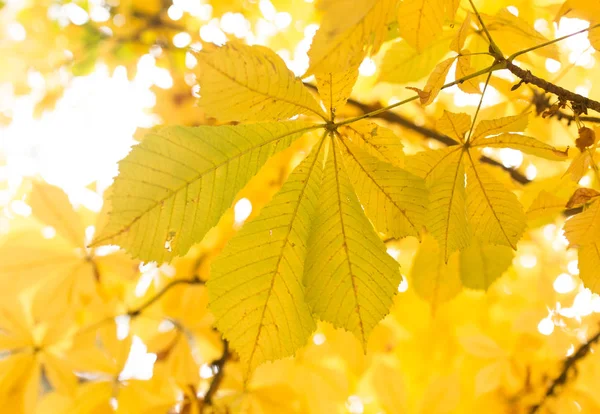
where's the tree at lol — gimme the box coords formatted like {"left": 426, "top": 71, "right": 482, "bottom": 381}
{"left": 1, "top": 0, "right": 600, "bottom": 412}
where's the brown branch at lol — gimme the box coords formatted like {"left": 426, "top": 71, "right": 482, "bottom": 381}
{"left": 202, "top": 339, "right": 229, "bottom": 410}
{"left": 506, "top": 60, "right": 600, "bottom": 115}
{"left": 531, "top": 90, "right": 600, "bottom": 125}
{"left": 529, "top": 326, "right": 600, "bottom": 413}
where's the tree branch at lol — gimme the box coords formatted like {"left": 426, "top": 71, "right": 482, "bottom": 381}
{"left": 530, "top": 326, "right": 600, "bottom": 413}
{"left": 202, "top": 339, "right": 230, "bottom": 410}
{"left": 128, "top": 277, "right": 205, "bottom": 318}
{"left": 531, "top": 90, "right": 600, "bottom": 125}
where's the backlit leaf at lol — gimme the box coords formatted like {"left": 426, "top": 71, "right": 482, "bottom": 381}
{"left": 436, "top": 111, "right": 471, "bottom": 143}
{"left": 579, "top": 242, "right": 600, "bottom": 293}
{"left": 471, "top": 113, "right": 529, "bottom": 141}
{"left": 397, "top": 0, "right": 445, "bottom": 51}
{"left": 459, "top": 238, "right": 514, "bottom": 290}
{"left": 564, "top": 200, "right": 600, "bottom": 247}
{"left": 316, "top": 68, "right": 359, "bottom": 120}
{"left": 339, "top": 120, "right": 405, "bottom": 167}
{"left": 408, "top": 57, "right": 456, "bottom": 105}
{"left": 470, "top": 133, "right": 569, "bottom": 160}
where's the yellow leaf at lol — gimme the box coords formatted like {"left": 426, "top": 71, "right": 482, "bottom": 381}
{"left": 450, "top": 14, "right": 473, "bottom": 53}
{"left": 579, "top": 242, "right": 600, "bottom": 293}
{"left": 456, "top": 54, "right": 481, "bottom": 94}
{"left": 397, "top": 0, "right": 445, "bottom": 51}
{"left": 474, "top": 360, "right": 505, "bottom": 396}
{"left": 566, "top": 188, "right": 600, "bottom": 208}
{"left": 470, "top": 133, "right": 569, "bottom": 160}
{"left": 307, "top": 0, "right": 396, "bottom": 74}
{"left": 378, "top": 36, "right": 452, "bottom": 84}
{"left": 465, "top": 159, "right": 526, "bottom": 249}
{"left": 564, "top": 151, "right": 593, "bottom": 182}
{"left": 29, "top": 181, "right": 85, "bottom": 248}
{"left": 436, "top": 111, "right": 472, "bottom": 143}
{"left": 456, "top": 328, "right": 506, "bottom": 358}
{"left": 410, "top": 234, "right": 462, "bottom": 309}
{"left": 408, "top": 57, "right": 456, "bottom": 106}
{"left": 304, "top": 136, "right": 401, "bottom": 347}
{"left": 471, "top": 113, "right": 529, "bottom": 141}
{"left": 209, "top": 142, "right": 322, "bottom": 375}
{"left": 316, "top": 67, "right": 359, "bottom": 120}
{"left": 338, "top": 137, "right": 428, "bottom": 239}
{"left": 460, "top": 238, "right": 514, "bottom": 290}
{"left": 564, "top": 200, "right": 600, "bottom": 247}
{"left": 195, "top": 42, "right": 325, "bottom": 122}
{"left": 526, "top": 190, "right": 568, "bottom": 224}
{"left": 93, "top": 122, "right": 316, "bottom": 262}
{"left": 339, "top": 120, "right": 404, "bottom": 167}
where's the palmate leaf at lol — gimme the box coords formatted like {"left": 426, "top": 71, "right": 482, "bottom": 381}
{"left": 316, "top": 67, "right": 359, "bottom": 120}
{"left": 565, "top": 200, "right": 600, "bottom": 247}
{"left": 209, "top": 140, "right": 324, "bottom": 375}
{"left": 339, "top": 120, "right": 404, "bottom": 167}
{"left": 397, "top": 0, "right": 445, "bottom": 52}
{"left": 195, "top": 42, "right": 326, "bottom": 122}
{"left": 93, "top": 122, "right": 317, "bottom": 262}
{"left": 304, "top": 136, "right": 401, "bottom": 347}
{"left": 307, "top": 0, "right": 397, "bottom": 75}
{"left": 338, "top": 137, "right": 428, "bottom": 239}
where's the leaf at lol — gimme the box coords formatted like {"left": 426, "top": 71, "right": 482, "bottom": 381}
{"left": 566, "top": 188, "right": 600, "bottom": 208}
{"left": 564, "top": 200, "right": 600, "bottom": 247}
{"left": 436, "top": 111, "right": 471, "bottom": 143}
{"left": 471, "top": 113, "right": 529, "bottom": 141}
{"left": 579, "top": 242, "right": 600, "bottom": 293}
{"left": 450, "top": 14, "right": 473, "bottom": 52}
{"left": 397, "top": 0, "right": 445, "bottom": 51}
{"left": 564, "top": 151, "right": 593, "bottom": 182}
{"left": 459, "top": 238, "right": 514, "bottom": 290}
{"left": 526, "top": 190, "right": 568, "bottom": 223}
{"left": 316, "top": 67, "right": 359, "bottom": 120}
{"left": 208, "top": 142, "right": 323, "bottom": 375}
{"left": 470, "top": 133, "right": 569, "bottom": 160}
{"left": 426, "top": 152, "right": 471, "bottom": 261}
{"left": 378, "top": 36, "right": 452, "bottom": 84}
{"left": 410, "top": 234, "right": 462, "bottom": 310}
{"left": 195, "top": 42, "right": 325, "bottom": 122}
{"left": 304, "top": 137, "right": 401, "bottom": 347}
{"left": 455, "top": 54, "right": 481, "bottom": 94}
{"left": 405, "top": 146, "right": 463, "bottom": 185}
{"left": 307, "top": 0, "right": 396, "bottom": 74}
{"left": 338, "top": 137, "right": 428, "bottom": 239}
{"left": 29, "top": 182, "right": 85, "bottom": 248}
{"left": 408, "top": 57, "right": 455, "bottom": 105}
{"left": 339, "top": 120, "right": 404, "bottom": 167}
{"left": 93, "top": 122, "right": 316, "bottom": 262}
{"left": 465, "top": 158, "right": 526, "bottom": 249}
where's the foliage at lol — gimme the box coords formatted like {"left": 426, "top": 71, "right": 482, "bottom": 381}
{"left": 2, "top": 0, "right": 600, "bottom": 413}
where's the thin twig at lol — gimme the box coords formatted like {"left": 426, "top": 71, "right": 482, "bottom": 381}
{"left": 129, "top": 277, "right": 205, "bottom": 318}
{"left": 530, "top": 91, "right": 600, "bottom": 125}
{"left": 530, "top": 327, "right": 600, "bottom": 413}
{"left": 203, "top": 339, "right": 230, "bottom": 410}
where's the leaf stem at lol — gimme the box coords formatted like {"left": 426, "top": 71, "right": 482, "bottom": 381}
{"left": 466, "top": 71, "right": 494, "bottom": 141}
{"left": 467, "top": 0, "right": 503, "bottom": 58}
{"left": 128, "top": 277, "right": 205, "bottom": 318}
{"left": 508, "top": 23, "right": 600, "bottom": 62}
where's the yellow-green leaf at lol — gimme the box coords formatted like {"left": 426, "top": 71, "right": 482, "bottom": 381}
{"left": 93, "top": 122, "right": 316, "bottom": 262}
{"left": 338, "top": 137, "right": 428, "bottom": 239}
{"left": 460, "top": 238, "right": 514, "bottom": 290}
{"left": 410, "top": 234, "right": 462, "bottom": 309}
{"left": 195, "top": 42, "right": 325, "bottom": 122}
{"left": 470, "top": 133, "right": 569, "bottom": 160}
{"left": 209, "top": 142, "right": 324, "bottom": 375}
{"left": 307, "top": 0, "right": 396, "bottom": 74}
{"left": 397, "top": 0, "right": 445, "bottom": 51}
{"left": 436, "top": 111, "right": 471, "bottom": 143}
{"left": 304, "top": 137, "right": 401, "bottom": 347}
{"left": 340, "top": 120, "right": 404, "bottom": 167}
{"left": 316, "top": 68, "right": 359, "bottom": 120}
{"left": 564, "top": 200, "right": 600, "bottom": 247}
{"left": 465, "top": 158, "right": 526, "bottom": 249}
{"left": 426, "top": 151, "right": 471, "bottom": 262}
{"left": 29, "top": 182, "right": 85, "bottom": 248}
{"left": 471, "top": 113, "right": 529, "bottom": 141}
{"left": 378, "top": 36, "right": 452, "bottom": 84}
{"left": 579, "top": 242, "right": 600, "bottom": 293}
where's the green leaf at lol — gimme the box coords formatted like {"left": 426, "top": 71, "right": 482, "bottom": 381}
{"left": 304, "top": 136, "right": 401, "bottom": 347}
{"left": 338, "top": 137, "right": 427, "bottom": 239}
{"left": 339, "top": 121, "right": 404, "bottom": 167}
{"left": 209, "top": 141, "right": 325, "bottom": 376}
{"left": 465, "top": 157, "right": 526, "bottom": 249}
{"left": 195, "top": 42, "right": 326, "bottom": 122}
{"left": 93, "top": 121, "right": 317, "bottom": 262}
{"left": 410, "top": 234, "right": 462, "bottom": 310}
{"left": 459, "top": 238, "right": 514, "bottom": 290}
